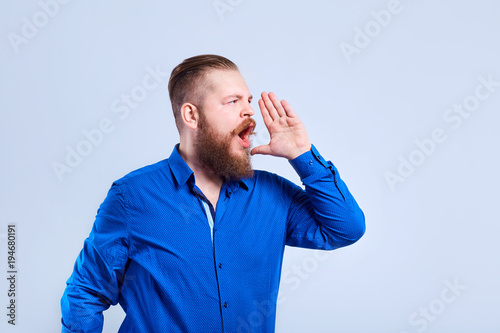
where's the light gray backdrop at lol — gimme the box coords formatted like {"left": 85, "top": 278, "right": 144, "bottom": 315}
{"left": 1, "top": 0, "right": 499, "bottom": 332}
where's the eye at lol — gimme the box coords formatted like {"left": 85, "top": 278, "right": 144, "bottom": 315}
{"left": 228, "top": 99, "right": 238, "bottom": 104}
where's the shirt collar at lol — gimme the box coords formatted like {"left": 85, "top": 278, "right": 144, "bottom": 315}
{"left": 168, "top": 144, "right": 194, "bottom": 187}
{"left": 168, "top": 144, "right": 251, "bottom": 192}
{"left": 226, "top": 177, "right": 250, "bottom": 192}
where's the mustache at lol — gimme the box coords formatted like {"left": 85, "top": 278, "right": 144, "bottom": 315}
{"left": 231, "top": 118, "right": 257, "bottom": 136}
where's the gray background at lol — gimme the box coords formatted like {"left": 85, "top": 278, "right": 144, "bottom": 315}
{"left": 1, "top": 0, "right": 499, "bottom": 332}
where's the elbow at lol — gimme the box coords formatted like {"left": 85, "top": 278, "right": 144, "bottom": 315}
{"left": 354, "top": 208, "right": 366, "bottom": 241}
{"left": 343, "top": 208, "right": 366, "bottom": 246}
{"left": 352, "top": 208, "right": 366, "bottom": 243}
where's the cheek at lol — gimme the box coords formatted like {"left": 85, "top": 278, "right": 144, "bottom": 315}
{"left": 206, "top": 110, "right": 239, "bottom": 134}
{"left": 220, "top": 119, "right": 237, "bottom": 134}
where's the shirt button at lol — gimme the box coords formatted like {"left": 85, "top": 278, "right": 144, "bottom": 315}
{"left": 218, "top": 263, "right": 222, "bottom": 269}
{"left": 224, "top": 302, "right": 228, "bottom": 308}
{"left": 309, "top": 160, "right": 313, "bottom": 165}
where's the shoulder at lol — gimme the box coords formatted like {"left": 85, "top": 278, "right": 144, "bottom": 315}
{"left": 111, "top": 158, "right": 171, "bottom": 189}
{"left": 250, "top": 169, "right": 303, "bottom": 196}
{"left": 252, "top": 169, "right": 282, "bottom": 182}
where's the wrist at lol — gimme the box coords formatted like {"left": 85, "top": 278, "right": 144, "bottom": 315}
{"left": 287, "top": 143, "right": 312, "bottom": 160}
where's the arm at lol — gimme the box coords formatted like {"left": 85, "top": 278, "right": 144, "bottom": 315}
{"left": 252, "top": 92, "right": 365, "bottom": 249}
{"left": 285, "top": 145, "right": 365, "bottom": 249}
{"left": 61, "top": 183, "right": 130, "bottom": 332}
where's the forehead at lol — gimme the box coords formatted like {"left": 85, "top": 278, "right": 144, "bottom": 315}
{"left": 204, "top": 69, "right": 250, "bottom": 96}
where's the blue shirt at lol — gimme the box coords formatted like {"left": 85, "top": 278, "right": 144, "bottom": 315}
{"left": 61, "top": 144, "right": 365, "bottom": 333}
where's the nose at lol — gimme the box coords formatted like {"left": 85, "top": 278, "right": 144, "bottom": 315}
{"left": 241, "top": 101, "right": 254, "bottom": 118}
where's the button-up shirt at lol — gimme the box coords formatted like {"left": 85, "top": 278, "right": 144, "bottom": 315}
{"left": 61, "top": 144, "right": 365, "bottom": 332}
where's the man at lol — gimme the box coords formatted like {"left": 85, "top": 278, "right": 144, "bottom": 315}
{"left": 61, "top": 54, "right": 365, "bottom": 332}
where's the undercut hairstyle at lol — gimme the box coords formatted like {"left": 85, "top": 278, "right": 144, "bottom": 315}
{"left": 168, "top": 54, "right": 239, "bottom": 132}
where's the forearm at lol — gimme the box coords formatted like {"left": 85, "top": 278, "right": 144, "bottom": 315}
{"left": 61, "top": 283, "right": 108, "bottom": 333}
{"left": 287, "top": 144, "right": 366, "bottom": 249}
{"left": 60, "top": 241, "right": 122, "bottom": 333}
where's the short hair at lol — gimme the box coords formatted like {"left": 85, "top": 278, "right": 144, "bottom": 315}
{"left": 168, "top": 54, "right": 239, "bottom": 132}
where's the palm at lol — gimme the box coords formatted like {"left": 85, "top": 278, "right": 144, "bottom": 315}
{"left": 251, "top": 92, "right": 311, "bottom": 160}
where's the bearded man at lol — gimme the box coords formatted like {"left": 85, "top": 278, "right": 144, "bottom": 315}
{"left": 60, "top": 54, "right": 366, "bottom": 333}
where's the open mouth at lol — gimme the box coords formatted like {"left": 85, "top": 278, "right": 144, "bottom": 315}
{"left": 237, "top": 123, "right": 254, "bottom": 148}
{"left": 233, "top": 119, "right": 256, "bottom": 149}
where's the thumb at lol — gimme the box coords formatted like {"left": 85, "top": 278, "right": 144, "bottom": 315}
{"left": 251, "top": 145, "right": 273, "bottom": 156}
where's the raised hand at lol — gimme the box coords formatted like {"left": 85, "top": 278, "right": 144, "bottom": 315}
{"left": 251, "top": 92, "right": 311, "bottom": 160}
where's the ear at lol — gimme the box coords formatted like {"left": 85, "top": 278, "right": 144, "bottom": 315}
{"left": 180, "top": 102, "right": 200, "bottom": 130}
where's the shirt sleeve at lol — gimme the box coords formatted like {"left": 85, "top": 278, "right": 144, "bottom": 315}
{"left": 60, "top": 182, "right": 130, "bottom": 332}
{"left": 285, "top": 144, "right": 366, "bottom": 250}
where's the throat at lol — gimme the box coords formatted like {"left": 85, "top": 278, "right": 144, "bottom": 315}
{"left": 195, "top": 179, "right": 222, "bottom": 213}
{"left": 205, "top": 194, "right": 219, "bottom": 212}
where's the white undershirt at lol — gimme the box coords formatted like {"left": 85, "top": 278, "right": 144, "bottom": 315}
{"left": 201, "top": 200, "right": 214, "bottom": 245}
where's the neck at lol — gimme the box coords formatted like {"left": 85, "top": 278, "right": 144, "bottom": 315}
{"left": 178, "top": 141, "right": 223, "bottom": 191}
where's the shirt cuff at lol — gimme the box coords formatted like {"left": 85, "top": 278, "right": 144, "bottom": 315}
{"left": 288, "top": 144, "right": 332, "bottom": 180}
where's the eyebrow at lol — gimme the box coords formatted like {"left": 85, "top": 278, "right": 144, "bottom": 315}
{"left": 226, "top": 94, "right": 253, "bottom": 101}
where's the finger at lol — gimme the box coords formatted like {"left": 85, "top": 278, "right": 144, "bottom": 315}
{"left": 251, "top": 144, "right": 273, "bottom": 156}
{"left": 281, "top": 99, "right": 298, "bottom": 118}
{"left": 268, "top": 92, "right": 286, "bottom": 117}
{"left": 258, "top": 99, "right": 273, "bottom": 127}
{"left": 261, "top": 92, "right": 279, "bottom": 121}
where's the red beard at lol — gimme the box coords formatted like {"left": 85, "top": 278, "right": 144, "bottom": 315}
{"left": 194, "top": 113, "right": 256, "bottom": 181}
